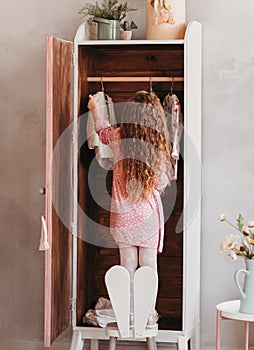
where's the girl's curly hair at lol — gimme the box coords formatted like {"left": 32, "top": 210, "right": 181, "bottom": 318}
{"left": 119, "top": 91, "right": 172, "bottom": 202}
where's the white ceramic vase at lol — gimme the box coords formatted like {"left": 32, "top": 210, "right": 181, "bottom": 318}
{"left": 235, "top": 259, "right": 254, "bottom": 313}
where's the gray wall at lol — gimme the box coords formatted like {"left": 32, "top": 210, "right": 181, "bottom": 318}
{"left": 1, "top": 0, "right": 254, "bottom": 349}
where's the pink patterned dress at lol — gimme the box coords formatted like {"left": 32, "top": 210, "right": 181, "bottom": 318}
{"left": 95, "top": 120, "right": 167, "bottom": 253}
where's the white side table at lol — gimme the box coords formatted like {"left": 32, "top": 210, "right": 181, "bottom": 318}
{"left": 216, "top": 300, "right": 254, "bottom": 350}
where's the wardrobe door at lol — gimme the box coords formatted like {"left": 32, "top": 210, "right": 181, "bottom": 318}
{"left": 44, "top": 36, "right": 73, "bottom": 346}
{"left": 183, "top": 21, "right": 202, "bottom": 331}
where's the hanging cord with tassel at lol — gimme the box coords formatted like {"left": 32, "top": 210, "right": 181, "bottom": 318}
{"left": 39, "top": 215, "right": 50, "bottom": 251}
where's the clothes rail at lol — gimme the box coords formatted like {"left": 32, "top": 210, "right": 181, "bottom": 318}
{"left": 87, "top": 77, "right": 184, "bottom": 82}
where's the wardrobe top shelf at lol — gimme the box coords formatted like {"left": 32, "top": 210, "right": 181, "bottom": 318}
{"left": 75, "top": 39, "right": 185, "bottom": 46}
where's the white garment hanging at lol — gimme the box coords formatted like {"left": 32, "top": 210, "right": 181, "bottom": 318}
{"left": 87, "top": 91, "right": 117, "bottom": 170}
{"left": 163, "top": 93, "right": 183, "bottom": 180}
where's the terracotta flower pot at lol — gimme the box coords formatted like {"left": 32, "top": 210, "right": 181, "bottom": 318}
{"left": 120, "top": 30, "right": 132, "bottom": 40}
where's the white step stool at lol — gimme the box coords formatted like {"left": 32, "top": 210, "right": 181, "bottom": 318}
{"left": 70, "top": 264, "right": 199, "bottom": 350}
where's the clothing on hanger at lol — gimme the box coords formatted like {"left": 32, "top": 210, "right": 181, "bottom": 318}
{"left": 87, "top": 91, "right": 117, "bottom": 170}
{"left": 163, "top": 93, "right": 183, "bottom": 180}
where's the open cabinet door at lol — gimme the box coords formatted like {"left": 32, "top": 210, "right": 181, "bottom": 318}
{"left": 44, "top": 36, "right": 73, "bottom": 346}
{"left": 183, "top": 21, "right": 202, "bottom": 332}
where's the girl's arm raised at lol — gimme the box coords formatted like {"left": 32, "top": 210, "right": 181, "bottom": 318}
{"left": 87, "top": 94, "right": 103, "bottom": 122}
{"left": 87, "top": 94, "right": 120, "bottom": 146}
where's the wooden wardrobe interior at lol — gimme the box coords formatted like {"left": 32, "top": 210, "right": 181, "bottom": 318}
{"left": 76, "top": 44, "right": 184, "bottom": 331}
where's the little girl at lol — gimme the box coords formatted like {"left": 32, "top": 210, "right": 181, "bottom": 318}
{"left": 88, "top": 91, "right": 172, "bottom": 324}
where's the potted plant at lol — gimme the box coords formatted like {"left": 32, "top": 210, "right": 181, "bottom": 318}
{"left": 79, "top": 0, "right": 137, "bottom": 40}
{"left": 218, "top": 213, "right": 254, "bottom": 313}
{"left": 120, "top": 20, "right": 138, "bottom": 40}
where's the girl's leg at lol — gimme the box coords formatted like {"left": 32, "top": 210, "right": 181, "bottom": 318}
{"left": 118, "top": 243, "right": 138, "bottom": 314}
{"left": 139, "top": 247, "right": 157, "bottom": 272}
{"left": 139, "top": 247, "right": 158, "bottom": 323}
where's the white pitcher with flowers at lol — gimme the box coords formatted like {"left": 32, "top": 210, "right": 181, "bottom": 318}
{"left": 218, "top": 213, "right": 254, "bottom": 313}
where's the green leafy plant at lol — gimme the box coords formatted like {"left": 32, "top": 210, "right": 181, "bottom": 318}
{"left": 120, "top": 20, "right": 138, "bottom": 31}
{"left": 79, "top": 0, "right": 137, "bottom": 21}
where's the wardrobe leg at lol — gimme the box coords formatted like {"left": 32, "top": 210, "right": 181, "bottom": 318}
{"left": 108, "top": 336, "right": 117, "bottom": 350}
{"left": 190, "top": 324, "right": 200, "bottom": 350}
{"left": 177, "top": 335, "right": 188, "bottom": 350}
{"left": 91, "top": 339, "right": 99, "bottom": 350}
{"left": 70, "top": 330, "right": 84, "bottom": 350}
{"left": 147, "top": 337, "right": 157, "bottom": 350}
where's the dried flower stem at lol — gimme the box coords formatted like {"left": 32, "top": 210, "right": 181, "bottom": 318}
{"left": 224, "top": 219, "right": 240, "bottom": 232}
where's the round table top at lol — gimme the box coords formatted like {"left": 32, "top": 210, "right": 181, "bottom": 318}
{"left": 217, "top": 300, "right": 254, "bottom": 322}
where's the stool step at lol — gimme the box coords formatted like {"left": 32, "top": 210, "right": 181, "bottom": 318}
{"left": 134, "top": 267, "right": 158, "bottom": 338}
{"left": 105, "top": 266, "right": 130, "bottom": 338}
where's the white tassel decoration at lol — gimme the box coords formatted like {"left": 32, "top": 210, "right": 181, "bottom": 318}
{"left": 39, "top": 215, "right": 50, "bottom": 251}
